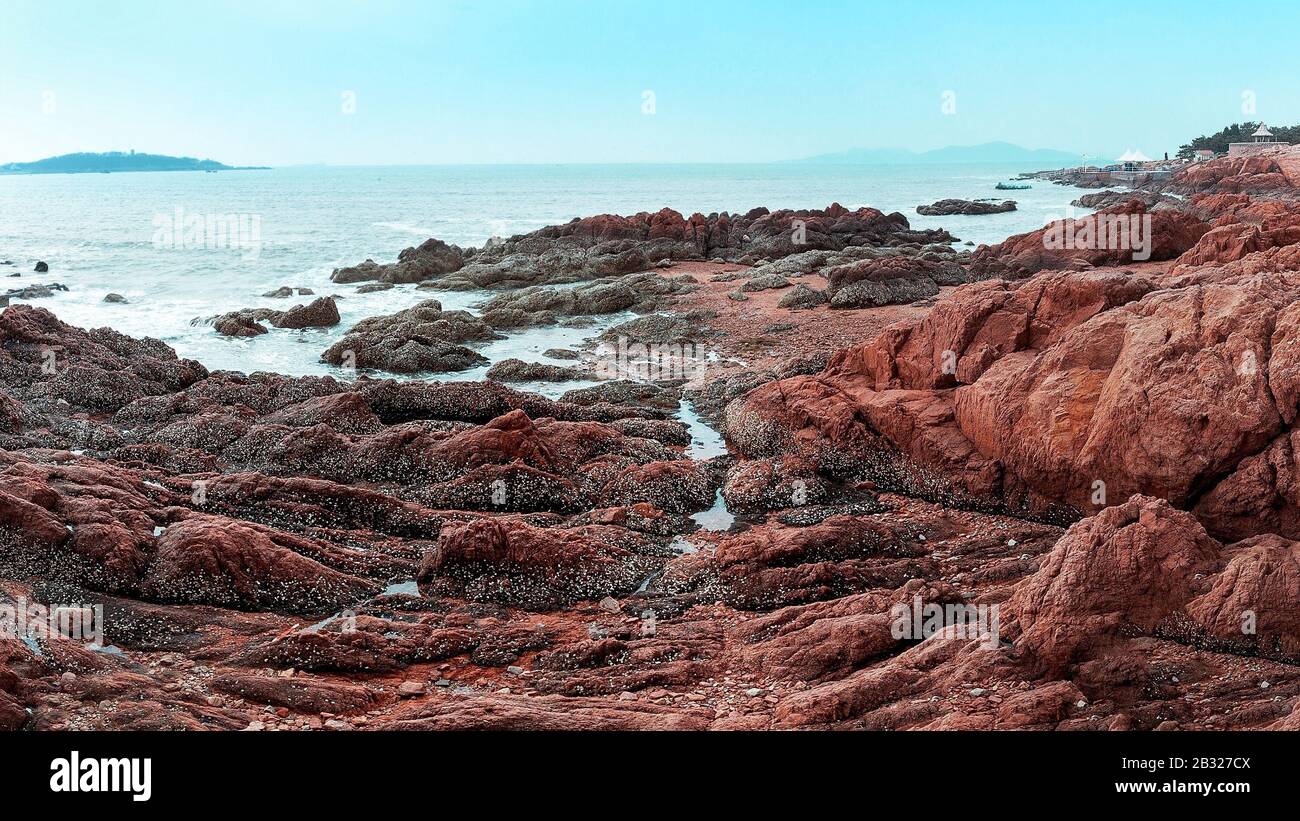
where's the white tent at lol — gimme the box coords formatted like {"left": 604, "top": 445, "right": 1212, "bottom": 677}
{"left": 1117, "top": 149, "right": 1153, "bottom": 163}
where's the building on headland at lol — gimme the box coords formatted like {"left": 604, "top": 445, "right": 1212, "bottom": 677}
{"left": 1229, "top": 124, "right": 1285, "bottom": 157}
{"left": 1116, "top": 149, "right": 1153, "bottom": 171}
{"left": 1055, "top": 148, "right": 1174, "bottom": 186}
{"left": 1192, "top": 148, "right": 1215, "bottom": 162}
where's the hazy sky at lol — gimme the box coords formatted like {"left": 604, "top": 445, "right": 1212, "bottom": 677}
{"left": 2, "top": 0, "right": 1297, "bottom": 166}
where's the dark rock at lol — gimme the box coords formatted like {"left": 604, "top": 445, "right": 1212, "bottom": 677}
{"left": 740, "top": 273, "right": 792, "bottom": 293}
{"left": 777, "top": 283, "right": 828, "bottom": 310}
{"left": 486, "top": 359, "right": 593, "bottom": 383}
{"left": 320, "top": 299, "right": 498, "bottom": 374}
{"left": 916, "top": 199, "right": 1016, "bottom": 216}
{"left": 4, "top": 282, "right": 68, "bottom": 300}
{"left": 271, "top": 297, "right": 340, "bottom": 329}
{"left": 213, "top": 312, "right": 268, "bottom": 337}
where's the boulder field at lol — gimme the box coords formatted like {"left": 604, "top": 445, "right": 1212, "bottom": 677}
{"left": 4, "top": 161, "right": 1300, "bottom": 730}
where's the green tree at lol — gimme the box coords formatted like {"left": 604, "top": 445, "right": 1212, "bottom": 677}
{"left": 1177, "top": 122, "right": 1299, "bottom": 159}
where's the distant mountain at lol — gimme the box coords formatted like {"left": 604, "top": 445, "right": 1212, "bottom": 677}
{"left": 0, "top": 151, "right": 268, "bottom": 174}
{"left": 792, "top": 141, "right": 1083, "bottom": 165}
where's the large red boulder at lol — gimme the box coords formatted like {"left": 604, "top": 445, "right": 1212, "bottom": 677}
{"left": 1008, "top": 495, "right": 1300, "bottom": 671}
{"left": 1170, "top": 153, "right": 1297, "bottom": 195}
{"left": 726, "top": 260, "right": 1300, "bottom": 531}
{"left": 968, "top": 201, "right": 1209, "bottom": 280}
{"left": 1006, "top": 496, "right": 1220, "bottom": 672}
{"left": 143, "top": 514, "right": 379, "bottom": 615}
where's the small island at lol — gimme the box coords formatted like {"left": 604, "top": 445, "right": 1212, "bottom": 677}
{"left": 0, "top": 151, "right": 268, "bottom": 175}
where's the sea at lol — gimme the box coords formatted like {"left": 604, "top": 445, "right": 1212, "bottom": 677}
{"left": 0, "top": 163, "right": 1097, "bottom": 389}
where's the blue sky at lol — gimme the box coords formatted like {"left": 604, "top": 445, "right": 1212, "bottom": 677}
{"left": 2, "top": 0, "right": 1298, "bottom": 165}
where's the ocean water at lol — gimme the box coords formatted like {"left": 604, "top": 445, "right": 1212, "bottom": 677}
{"left": 0, "top": 163, "right": 1097, "bottom": 389}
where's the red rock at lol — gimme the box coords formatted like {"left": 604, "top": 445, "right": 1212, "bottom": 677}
{"left": 600, "top": 459, "right": 717, "bottom": 514}
{"left": 728, "top": 580, "right": 961, "bottom": 681}
{"left": 969, "top": 200, "right": 1209, "bottom": 280}
{"left": 664, "top": 515, "right": 930, "bottom": 609}
{"left": 210, "top": 673, "right": 376, "bottom": 714}
{"left": 1006, "top": 496, "right": 1220, "bottom": 673}
{"left": 213, "top": 312, "right": 268, "bottom": 337}
{"left": 1184, "top": 534, "right": 1300, "bottom": 659}
{"left": 262, "top": 391, "right": 382, "bottom": 434}
{"left": 417, "top": 518, "right": 659, "bottom": 610}
{"left": 0, "top": 390, "right": 24, "bottom": 433}
{"left": 727, "top": 259, "right": 1300, "bottom": 528}
{"left": 1, "top": 304, "right": 206, "bottom": 411}
{"left": 7, "top": 198, "right": 1300, "bottom": 733}
{"left": 722, "top": 454, "right": 826, "bottom": 512}
{"left": 270, "top": 296, "right": 341, "bottom": 329}
{"left": 144, "top": 514, "right": 379, "bottom": 614}
{"left": 1170, "top": 153, "right": 1297, "bottom": 195}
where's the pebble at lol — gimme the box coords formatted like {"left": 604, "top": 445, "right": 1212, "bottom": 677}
{"left": 970, "top": 688, "right": 986, "bottom": 697}
{"left": 398, "top": 680, "right": 426, "bottom": 697}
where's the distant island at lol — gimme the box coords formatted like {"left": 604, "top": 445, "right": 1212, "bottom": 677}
{"left": 0, "top": 151, "right": 269, "bottom": 175}
{"left": 792, "top": 141, "right": 1083, "bottom": 165}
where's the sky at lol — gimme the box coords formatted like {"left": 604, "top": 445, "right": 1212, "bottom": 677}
{"left": 2, "top": 0, "right": 1299, "bottom": 166}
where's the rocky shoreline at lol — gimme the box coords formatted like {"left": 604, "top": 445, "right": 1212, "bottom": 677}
{"left": 4, "top": 156, "right": 1300, "bottom": 731}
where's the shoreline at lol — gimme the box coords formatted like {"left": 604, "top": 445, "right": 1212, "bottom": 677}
{"left": 6, "top": 151, "right": 1300, "bottom": 730}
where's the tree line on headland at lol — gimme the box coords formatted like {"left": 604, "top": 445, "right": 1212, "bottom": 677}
{"left": 1177, "top": 122, "right": 1299, "bottom": 159}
